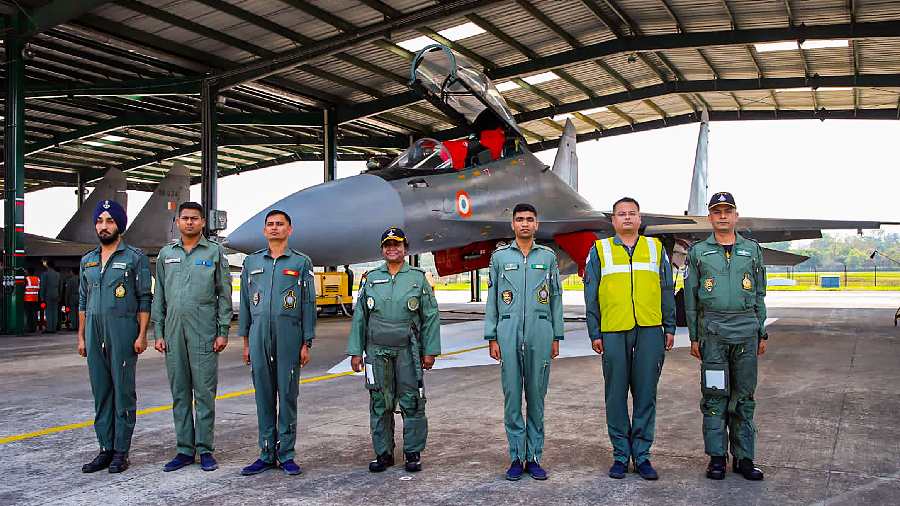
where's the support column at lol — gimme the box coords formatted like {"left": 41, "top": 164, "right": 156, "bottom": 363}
{"left": 3, "top": 23, "right": 26, "bottom": 335}
{"left": 469, "top": 269, "right": 481, "bottom": 302}
{"left": 76, "top": 172, "right": 85, "bottom": 209}
{"left": 200, "top": 79, "right": 218, "bottom": 238}
{"left": 324, "top": 108, "right": 337, "bottom": 271}
{"left": 323, "top": 107, "right": 337, "bottom": 183}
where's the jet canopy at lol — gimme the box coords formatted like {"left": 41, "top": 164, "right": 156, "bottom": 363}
{"left": 385, "top": 138, "right": 452, "bottom": 172}
{"left": 410, "top": 44, "right": 521, "bottom": 136}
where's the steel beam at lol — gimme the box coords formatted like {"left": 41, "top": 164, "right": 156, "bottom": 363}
{"left": 200, "top": 80, "right": 218, "bottom": 237}
{"left": 21, "top": 0, "right": 113, "bottom": 37}
{"left": 323, "top": 108, "right": 337, "bottom": 183}
{"left": 4, "top": 20, "right": 26, "bottom": 334}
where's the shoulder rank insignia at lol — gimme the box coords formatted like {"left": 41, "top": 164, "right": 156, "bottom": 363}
{"left": 704, "top": 277, "right": 715, "bottom": 292}
{"left": 742, "top": 272, "right": 752, "bottom": 290}
{"left": 283, "top": 289, "right": 297, "bottom": 310}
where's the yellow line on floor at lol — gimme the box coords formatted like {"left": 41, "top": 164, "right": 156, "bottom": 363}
{"left": 0, "top": 370, "right": 356, "bottom": 445}
{"left": 0, "top": 346, "right": 491, "bottom": 446}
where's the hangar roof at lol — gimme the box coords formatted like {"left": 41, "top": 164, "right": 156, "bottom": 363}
{"left": 3, "top": 0, "right": 900, "bottom": 191}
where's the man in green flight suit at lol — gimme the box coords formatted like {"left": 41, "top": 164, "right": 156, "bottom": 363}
{"left": 583, "top": 197, "right": 675, "bottom": 480}
{"left": 348, "top": 227, "right": 441, "bottom": 473}
{"left": 484, "top": 203, "right": 564, "bottom": 481}
{"left": 77, "top": 199, "right": 151, "bottom": 474}
{"left": 685, "top": 191, "right": 768, "bottom": 481}
{"left": 39, "top": 259, "right": 62, "bottom": 333}
{"left": 238, "top": 209, "right": 316, "bottom": 477}
{"left": 152, "top": 202, "right": 232, "bottom": 473}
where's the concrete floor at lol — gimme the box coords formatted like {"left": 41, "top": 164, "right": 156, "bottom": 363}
{"left": 1, "top": 298, "right": 899, "bottom": 505}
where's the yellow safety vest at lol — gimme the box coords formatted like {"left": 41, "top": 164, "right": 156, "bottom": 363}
{"left": 596, "top": 236, "right": 662, "bottom": 332}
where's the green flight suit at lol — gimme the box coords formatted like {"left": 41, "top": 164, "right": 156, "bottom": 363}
{"left": 484, "top": 242, "right": 564, "bottom": 464}
{"left": 79, "top": 241, "right": 152, "bottom": 453}
{"left": 347, "top": 262, "right": 441, "bottom": 457}
{"left": 152, "top": 236, "right": 232, "bottom": 457}
{"left": 582, "top": 236, "right": 677, "bottom": 466}
{"left": 39, "top": 268, "right": 61, "bottom": 332}
{"left": 238, "top": 248, "right": 316, "bottom": 464}
{"left": 684, "top": 233, "right": 767, "bottom": 461}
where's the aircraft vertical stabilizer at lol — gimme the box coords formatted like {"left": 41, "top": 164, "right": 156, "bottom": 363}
{"left": 56, "top": 168, "right": 128, "bottom": 244}
{"left": 551, "top": 118, "right": 578, "bottom": 191}
{"left": 126, "top": 162, "right": 190, "bottom": 247}
{"left": 686, "top": 109, "right": 709, "bottom": 215}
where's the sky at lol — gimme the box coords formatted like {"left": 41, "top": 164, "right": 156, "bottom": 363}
{"left": 9, "top": 118, "right": 900, "bottom": 239}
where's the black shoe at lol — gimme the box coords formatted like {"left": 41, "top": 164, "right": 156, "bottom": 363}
{"left": 368, "top": 453, "right": 394, "bottom": 473}
{"left": 108, "top": 452, "right": 129, "bottom": 473}
{"left": 608, "top": 461, "right": 627, "bottom": 479}
{"left": 506, "top": 460, "right": 524, "bottom": 481}
{"left": 404, "top": 452, "right": 421, "bottom": 472}
{"left": 706, "top": 456, "right": 726, "bottom": 480}
{"left": 82, "top": 450, "right": 113, "bottom": 473}
{"left": 636, "top": 460, "right": 659, "bottom": 480}
{"left": 734, "top": 458, "right": 764, "bottom": 480}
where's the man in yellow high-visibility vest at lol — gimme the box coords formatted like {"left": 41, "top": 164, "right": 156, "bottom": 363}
{"left": 583, "top": 197, "right": 675, "bottom": 480}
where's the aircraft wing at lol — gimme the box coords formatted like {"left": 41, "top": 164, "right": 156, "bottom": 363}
{"left": 644, "top": 216, "right": 898, "bottom": 242}
{"left": 0, "top": 229, "right": 97, "bottom": 258}
{"left": 440, "top": 211, "right": 691, "bottom": 238}
{"left": 760, "top": 247, "right": 809, "bottom": 266}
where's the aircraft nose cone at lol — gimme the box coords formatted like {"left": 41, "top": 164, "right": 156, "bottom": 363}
{"left": 226, "top": 174, "right": 405, "bottom": 265}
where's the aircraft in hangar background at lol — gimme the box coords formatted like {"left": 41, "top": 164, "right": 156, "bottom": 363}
{"left": 226, "top": 44, "right": 895, "bottom": 276}
{"left": 6, "top": 162, "right": 190, "bottom": 268}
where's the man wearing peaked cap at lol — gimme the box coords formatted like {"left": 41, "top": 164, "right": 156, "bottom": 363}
{"left": 78, "top": 199, "right": 152, "bottom": 474}
{"left": 685, "top": 191, "right": 768, "bottom": 481}
{"left": 347, "top": 226, "right": 441, "bottom": 473}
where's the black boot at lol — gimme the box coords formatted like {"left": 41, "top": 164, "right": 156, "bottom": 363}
{"left": 734, "top": 458, "right": 764, "bottom": 480}
{"left": 81, "top": 450, "right": 113, "bottom": 473}
{"left": 368, "top": 453, "right": 394, "bottom": 473}
{"left": 404, "top": 452, "right": 421, "bottom": 472}
{"left": 706, "top": 456, "right": 726, "bottom": 480}
{"left": 108, "top": 452, "right": 129, "bottom": 473}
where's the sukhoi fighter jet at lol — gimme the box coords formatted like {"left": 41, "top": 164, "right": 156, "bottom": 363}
{"left": 226, "top": 44, "right": 895, "bottom": 275}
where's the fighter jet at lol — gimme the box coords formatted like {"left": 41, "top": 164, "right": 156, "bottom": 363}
{"left": 226, "top": 44, "right": 894, "bottom": 275}
{"left": 7, "top": 163, "right": 190, "bottom": 267}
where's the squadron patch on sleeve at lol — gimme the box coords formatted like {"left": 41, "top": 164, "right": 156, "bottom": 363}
{"left": 114, "top": 283, "right": 126, "bottom": 298}
{"left": 501, "top": 290, "right": 513, "bottom": 305}
{"left": 704, "top": 277, "right": 715, "bottom": 292}
{"left": 537, "top": 283, "right": 550, "bottom": 304}
{"left": 283, "top": 289, "right": 297, "bottom": 310}
{"left": 366, "top": 296, "right": 375, "bottom": 310}
{"left": 742, "top": 272, "right": 752, "bottom": 290}
{"left": 407, "top": 296, "right": 420, "bottom": 311}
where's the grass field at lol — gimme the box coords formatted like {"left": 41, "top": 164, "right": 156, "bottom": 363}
{"left": 429, "top": 272, "right": 900, "bottom": 292}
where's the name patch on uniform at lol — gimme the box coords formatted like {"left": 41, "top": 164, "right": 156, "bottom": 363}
{"left": 249, "top": 268, "right": 263, "bottom": 275}
{"left": 371, "top": 278, "right": 389, "bottom": 284}
{"left": 501, "top": 290, "right": 513, "bottom": 305}
{"left": 283, "top": 289, "right": 297, "bottom": 310}
{"left": 701, "top": 250, "right": 718, "bottom": 256}
{"left": 736, "top": 249, "right": 751, "bottom": 257}
{"left": 531, "top": 263, "right": 547, "bottom": 270}
{"left": 111, "top": 262, "right": 127, "bottom": 269}
{"left": 282, "top": 269, "right": 299, "bottom": 277}
{"left": 195, "top": 259, "right": 212, "bottom": 267}
{"left": 84, "top": 261, "right": 99, "bottom": 268}
{"left": 164, "top": 258, "right": 182, "bottom": 264}
{"left": 503, "top": 263, "right": 519, "bottom": 271}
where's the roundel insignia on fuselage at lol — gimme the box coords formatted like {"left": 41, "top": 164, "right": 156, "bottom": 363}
{"left": 455, "top": 190, "right": 472, "bottom": 218}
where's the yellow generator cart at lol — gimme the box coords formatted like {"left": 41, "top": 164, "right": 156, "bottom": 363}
{"left": 315, "top": 271, "right": 353, "bottom": 316}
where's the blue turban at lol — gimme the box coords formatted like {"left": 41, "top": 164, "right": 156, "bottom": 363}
{"left": 93, "top": 199, "right": 127, "bottom": 232}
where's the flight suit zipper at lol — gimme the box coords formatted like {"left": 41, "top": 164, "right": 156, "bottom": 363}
{"left": 521, "top": 250, "right": 528, "bottom": 353}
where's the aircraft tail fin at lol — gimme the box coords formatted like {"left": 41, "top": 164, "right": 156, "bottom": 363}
{"left": 686, "top": 108, "right": 709, "bottom": 215}
{"left": 126, "top": 162, "right": 190, "bottom": 247}
{"left": 551, "top": 118, "right": 578, "bottom": 191}
{"left": 56, "top": 168, "right": 128, "bottom": 244}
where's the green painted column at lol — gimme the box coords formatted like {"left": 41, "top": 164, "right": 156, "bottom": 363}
{"left": 4, "top": 19, "right": 26, "bottom": 335}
